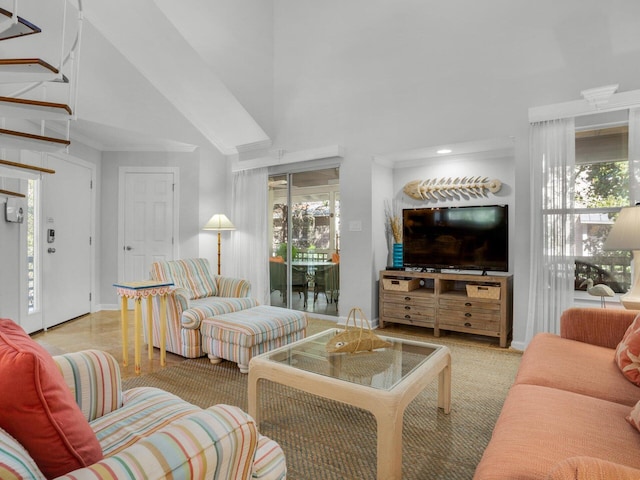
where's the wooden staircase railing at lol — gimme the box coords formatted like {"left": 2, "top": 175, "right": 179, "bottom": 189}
{"left": 0, "top": 1, "right": 81, "bottom": 158}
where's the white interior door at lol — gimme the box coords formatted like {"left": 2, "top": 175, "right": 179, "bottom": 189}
{"left": 121, "top": 170, "right": 176, "bottom": 282}
{"left": 42, "top": 156, "right": 92, "bottom": 328}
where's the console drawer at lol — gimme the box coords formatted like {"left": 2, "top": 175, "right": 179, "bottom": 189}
{"left": 438, "top": 297, "right": 501, "bottom": 311}
{"left": 438, "top": 310, "right": 500, "bottom": 332}
{"left": 383, "top": 302, "right": 435, "bottom": 319}
{"left": 382, "top": 291, "right": 434, "bottom": 307}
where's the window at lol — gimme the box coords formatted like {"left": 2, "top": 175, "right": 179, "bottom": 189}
{"left": 573, "top": 125, "right": 631, "bottom": 293}
{"left": 27, "top": 178, "right": 39, "bottom": 313}
{"left": 268, "top": 167, "right": 340, "bottom": 316}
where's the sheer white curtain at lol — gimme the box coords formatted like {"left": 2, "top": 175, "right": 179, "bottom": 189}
{"left": 629, "top": 108, "right": 640, "bottom": 203}
{"left": 229, "top": 168, "right": 270, "bottom": 304}
{"left": 525, "top": 118, "right": 576, "bottom": 343}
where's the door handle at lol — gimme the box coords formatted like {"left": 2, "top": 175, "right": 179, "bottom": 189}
{"left": 125, "top": 246, "right": 133, "bottom": 251}
{"left": 47, "top": 248, "right": 56, "bottom": 253}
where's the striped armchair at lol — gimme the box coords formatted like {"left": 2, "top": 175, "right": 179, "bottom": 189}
{"left": 0, "top": 349, "right": 286, "bottom": 479}
{"left": 145, "top": 258, "right": 259, "bottom": 358}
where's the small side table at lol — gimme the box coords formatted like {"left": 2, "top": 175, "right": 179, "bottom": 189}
{"left": 113, "top": 281, "right": 174, "bottom": 374}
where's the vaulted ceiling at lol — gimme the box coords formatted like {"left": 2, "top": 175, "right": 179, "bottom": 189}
{"left": 1, "top": 0, "right": 274, "bottom": 154}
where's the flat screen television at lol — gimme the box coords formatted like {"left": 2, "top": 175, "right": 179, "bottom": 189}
{"left": 402, "top": 205, "right": 508, "bottom": 273}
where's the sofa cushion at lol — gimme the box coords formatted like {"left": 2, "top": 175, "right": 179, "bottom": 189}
{"left": 92, "top": 386, "right": 201, "bottom": 456}
{"left": 547, "top": 456, "right": 640, "bottom": 480}
{"left": 0, "top": 318, "right": 103, "bottom": 478}
{"left": 54, "top": 350, "right": 123, "bottom": 422}
{"left": 181, "top": 296, "right": 260, "bottom": 328}
{"left": 628, "top": 400, "right": 640, "bottom": 432}
{"left": 474, "top": 384, "right": 640, "bottom": 479}
{"left": 515, "top": 332, "right": 640, "bottom": 406}
{"left": 151, "top": 258, "right": 218, "bottom": 299}
{"left": 253, "top": 434, "right": 287, "bottom": 479}
{"left": 201, "top": 306, "right": 307, "bottom": 347}
{"left": 0, "top": 427, "right": 45, "bottom": 480}
{"left": 616, "top": 313, "right": 640, "bottom": 386}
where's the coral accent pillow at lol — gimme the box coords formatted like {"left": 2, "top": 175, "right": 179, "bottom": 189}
{"left": 627, "top": 400, "right": 640, "bottom": 432}
{"left": 615, "top": 313, "right": 640, "bottom": 386}
{"left": 0, "top": 318, "right": 103, "bottom": 478}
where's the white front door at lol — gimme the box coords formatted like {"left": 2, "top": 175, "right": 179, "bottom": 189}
{"left": 42, "top": 156, "right": 93, "bottom": 328}
{"left": 119, "top": 169, "right": 177, "bottom": 283}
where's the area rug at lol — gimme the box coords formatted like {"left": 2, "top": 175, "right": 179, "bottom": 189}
{"left": 123, "top": 321, "right": 521, "bottom": 480}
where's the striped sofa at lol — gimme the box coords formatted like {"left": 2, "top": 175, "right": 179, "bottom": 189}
{"left": 0, "top": 349, "right": 286, "bottom": 479}
{"left": 145, "top": 258, "right": 259, "bottom": 358}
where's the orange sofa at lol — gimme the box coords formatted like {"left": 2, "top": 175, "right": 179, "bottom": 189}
{"left": 474, "top": 307, "right": 640, "bottom": 480}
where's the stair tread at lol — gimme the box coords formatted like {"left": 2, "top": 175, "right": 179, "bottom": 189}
{"left": 0, "top": 58, "right": 61, "bottom": 84}
{"left": 0, "top": 158, "right": 55, "bottom": 174}
{"left": 0, "top": 188, "right": 25, "bottom": 198}
{"left": 0, "top": 8, "right": 41, "bottom": 41}
{"left": 0, "top": 58, "right": 58, "bottom": 73}
{"left": 0, "top": 96, "right": 72, "bottom": 116}
{"left": 0, "top": 128, "right": 70, "bottom": 147}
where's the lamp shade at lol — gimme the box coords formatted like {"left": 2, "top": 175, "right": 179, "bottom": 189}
{"left": 203, "top": 214, "right": 235, "bottom": 231}
{"left": 603, "top": 206, "right": 640, "bottom": 250}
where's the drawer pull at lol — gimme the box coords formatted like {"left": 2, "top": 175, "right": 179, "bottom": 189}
{"left": 404, "top": 305, "right": 411, "bottom": 310}
{"left": 404, "top": 315, "right": 411, "bottom": 319}
{"left": 465, "top": 312, "right": 472, "bottom": 317}
{"left": 464, "top": 322, "right": 472, "bottom": 327}
{"left": 404, "top": 296, "right": 411, "bottom": 301}
{"left": 465, "top": 302, "right": 472, "bottom": 307}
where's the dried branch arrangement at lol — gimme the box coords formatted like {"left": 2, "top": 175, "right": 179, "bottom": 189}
{"left": 403, "top": 177, "right": 502, "bottom": 201}
{"left": 384, "top": 200, "right": 402, "bottom": 243}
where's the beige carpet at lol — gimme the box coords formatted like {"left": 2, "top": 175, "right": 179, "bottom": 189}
{"left": 122, "top": 320, "right": 521, "bottom": 480}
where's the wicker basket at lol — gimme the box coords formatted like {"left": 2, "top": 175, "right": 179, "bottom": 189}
{"left": 382, "top": 277, "right": 420, "bottom": 292}
{"left": 326, "top": 307, "right": 391, "bottom": 353}
{"left": 466, "top": 284, "right": 501, "bottom": 300}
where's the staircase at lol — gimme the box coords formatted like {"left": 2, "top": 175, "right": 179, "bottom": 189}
{"left": 0, "top": 0, "right": 83, "bottom": 193}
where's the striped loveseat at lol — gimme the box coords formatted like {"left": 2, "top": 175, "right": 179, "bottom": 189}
{"left": 146, "top": 258, "right": 259, "bottom": 358}
{"left": 0, "top": 349, "right": 286, "bottom": 479}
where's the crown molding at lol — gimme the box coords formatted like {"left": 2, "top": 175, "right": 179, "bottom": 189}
{"left": 529, "top": 87, "right": 640, "bottom": 123}
{"left": 230, "top": 144, "right": 344, "bottom": 172}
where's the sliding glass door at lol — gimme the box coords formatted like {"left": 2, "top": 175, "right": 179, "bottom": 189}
{"left": 269, "top": 167, "right": 340, "bottom": 316}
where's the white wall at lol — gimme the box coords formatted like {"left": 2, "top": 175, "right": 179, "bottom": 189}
{"left": 98, "top": 149, "right": 228, "bottom": 307}
{"left": 270, "top": 0, "right": 640, "bottom": 346}
{"left": 0, "top": 176, "right": 23, "bottom": 322}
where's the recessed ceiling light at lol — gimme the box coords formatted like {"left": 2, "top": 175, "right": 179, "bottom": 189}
{"left": 437, "top": 149, "right": 452, "bottom": 154}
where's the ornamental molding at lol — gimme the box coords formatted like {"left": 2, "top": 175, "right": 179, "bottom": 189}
{"left": 403, "top": 177, "right": 502, "bottom": 201}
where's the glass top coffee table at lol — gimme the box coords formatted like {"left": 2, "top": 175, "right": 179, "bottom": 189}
{"left": 248, "top": 328, "right": 451, "bottom": 480}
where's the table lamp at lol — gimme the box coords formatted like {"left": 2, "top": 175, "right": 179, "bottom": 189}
{"left": 603, "top": 205, "right": 640, "bottom": 309}
{"left": 203, "top": 213, "right": 236, "bottom": 274}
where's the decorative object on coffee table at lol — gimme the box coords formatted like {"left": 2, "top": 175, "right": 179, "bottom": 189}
{"left": 326, "top": 307, "right": 391, "bottom": 354}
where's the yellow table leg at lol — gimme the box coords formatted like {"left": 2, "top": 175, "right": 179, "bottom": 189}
{"left": 134, "top": 297, "right": 142, "bottom": 374}
{"left": 120, "top": 296, "right": 128, "bottom": 366}
{"left": 146, "top": 295, "right": 153, "bottom": 360}
{"left": 160, "top": 293, "right": 167, "bottom": 366}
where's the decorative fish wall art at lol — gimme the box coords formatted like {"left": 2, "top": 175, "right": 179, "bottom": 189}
{"left": 403, "top": 177, "right": 502, "bottom": 201}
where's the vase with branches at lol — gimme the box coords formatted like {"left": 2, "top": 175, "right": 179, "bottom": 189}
{"left": 385, "top": 200, "right": 403, "bottom": 267}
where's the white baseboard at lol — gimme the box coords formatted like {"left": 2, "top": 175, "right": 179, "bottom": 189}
{"left": 97, "top": 303, "right": 120, "bottom": 311}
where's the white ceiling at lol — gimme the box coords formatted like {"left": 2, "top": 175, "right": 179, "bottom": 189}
{"left": 1, "top": 0, "right": 273, "bottom": 154}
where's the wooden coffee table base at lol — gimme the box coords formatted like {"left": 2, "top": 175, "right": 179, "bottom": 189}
{"left": 248, "top": 338, "right": 451, "bottom": 480}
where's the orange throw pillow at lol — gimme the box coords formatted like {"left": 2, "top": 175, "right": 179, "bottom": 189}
{"left": 0, "top": 318, "right": 103, "bottom": 478}
{"left": 615, "top": 313, "right": 640, "bottom": 386}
